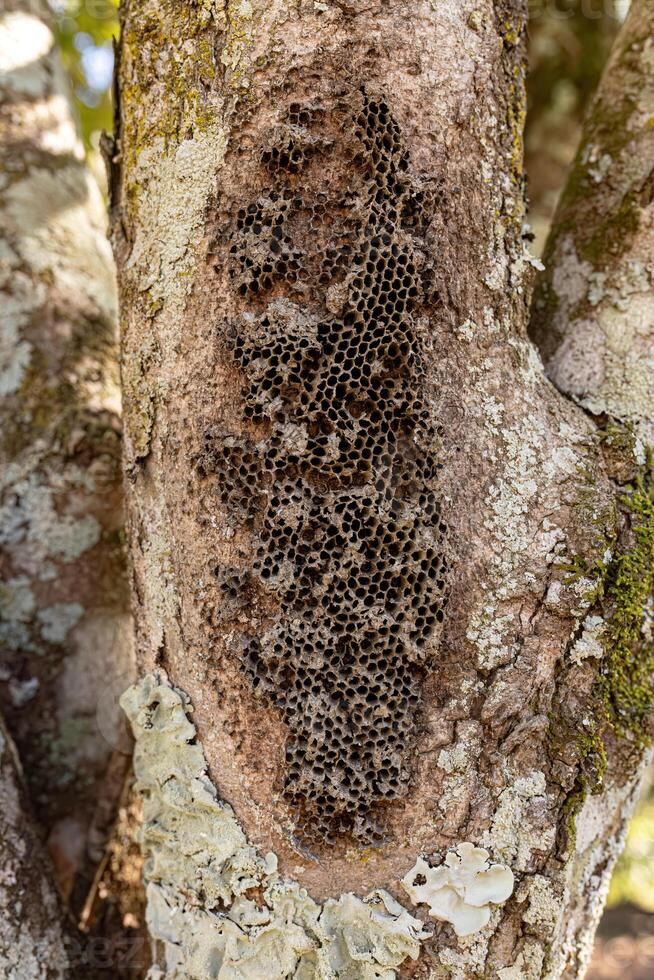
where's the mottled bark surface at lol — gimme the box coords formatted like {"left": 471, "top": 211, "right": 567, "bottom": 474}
{"left": 0, "top": 712, "right": 69, "bottom": 979}
{"left": 112, "top": 0, "right": 653, "bottom": 976}
{"left": 531, "top": 0, "right": 654, "bottom": 445}
{"left": 0, "top": 0, "right": 133, "bottom": 910}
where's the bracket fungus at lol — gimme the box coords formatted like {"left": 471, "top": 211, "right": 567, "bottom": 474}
{"left": 401, "top": 843, "right": 515, "bottom": 937}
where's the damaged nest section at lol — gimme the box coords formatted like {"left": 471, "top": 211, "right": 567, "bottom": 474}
{"left": 199, "top": 87, "right": 450, "bottom": 843}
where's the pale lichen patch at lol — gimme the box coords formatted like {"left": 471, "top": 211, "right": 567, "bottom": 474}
{"left": 127, "top": 125, "right": 229, "bottom": 355}
{"left": 4, "top": 166, "right": 116, "bottom": 318}
{"left": 466, "top": 609, "right": 518, "bottom": 670}
{"left": 137, "top": 513, "right": 182, "bottom": 659}
{"left": 124, "top": 123, "right": 229, "bottom": 462}
{"left": 568, "top": 615, "right": 605, "bottom": 666}
{"left": 37, "top": 602, "right": 84, "bottom": 644}
{"left": 497, "top": 942, "right": 545, "bottom": 979}
{"left": 437, "top": 723, "right": 482, "bottom": 775}
{"left": 517, "top": 874, "right": 562, "bottom": 936}
{"left": 0, "top": 322, "right": 32, "bottom": 397}
{"left": 0, "top": 473, "right": 101, "bottom": 568}
{"left": 434, "top": 925, "right": 497, "bottom": 980}
{"left": 220, "top": 0, "right": 255, "bottom": 81}
{"left": 482, "top": 771, "right": 554, "bottom": 871}
{"left": 434, "top": 722, "right": 483, "bottom": 830}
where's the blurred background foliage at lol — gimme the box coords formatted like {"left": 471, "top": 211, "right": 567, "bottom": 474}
{"left": 49, "top": 0, "right": 118, "bottom": 150}
{"left": 47, "top": 0, "right": 653, "bottom": 975}
{"left": 525, "top": 0, "right": 622, "bottom": 253}
{"left": 609, "top": 782, "right": 654, "bottom": 911}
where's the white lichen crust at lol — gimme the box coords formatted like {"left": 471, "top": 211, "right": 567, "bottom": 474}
{"left": 121, "top": 674, "right": 428, "bottom": 979}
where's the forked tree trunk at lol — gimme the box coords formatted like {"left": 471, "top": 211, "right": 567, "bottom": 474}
{"left": 0, "top": 0, "right": 132, "bottom": 918}
{"left": 112, "top": 1, "right": 654, "bottom": 976}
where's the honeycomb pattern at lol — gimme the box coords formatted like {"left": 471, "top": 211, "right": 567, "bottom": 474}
{"left": 203, "top": 89, "right": 449, "bottom": 841}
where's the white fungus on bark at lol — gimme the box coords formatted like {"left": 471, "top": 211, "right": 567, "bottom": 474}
{"left": 401, "top": 844, "right": 514, "bottom": 937}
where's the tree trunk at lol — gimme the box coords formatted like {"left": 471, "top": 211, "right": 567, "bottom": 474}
{"left": 0, "top": 712, "right": 70, "bottom": 978}
{"left": 0, "top": 0, "right": 133, "bottom": 913}
{"left": 112, "top": 0, "right": 653, "bottom": 976}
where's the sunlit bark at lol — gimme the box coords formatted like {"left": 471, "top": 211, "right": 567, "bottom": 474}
{"left": 107, "top": 0, "right": 653, "bottom": 976}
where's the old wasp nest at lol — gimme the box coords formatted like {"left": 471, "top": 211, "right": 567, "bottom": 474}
{"left": 199, "top": 87, "right": 450, "bottom": 842}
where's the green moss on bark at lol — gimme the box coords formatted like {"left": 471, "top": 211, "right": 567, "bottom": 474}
{"left": 554, "top": 445, "right": 654, "bottom": 849}
{"left": 598, "top": 476, "right": 654, "bottom": 738}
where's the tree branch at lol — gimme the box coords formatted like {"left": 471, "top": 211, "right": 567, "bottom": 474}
{"left": 531, "top": 0, "right": 654, "bottom": 444}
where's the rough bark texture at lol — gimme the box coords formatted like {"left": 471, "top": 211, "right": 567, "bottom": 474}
{"left": 112, "top": 0, "right": 653, "bottom": 976}
{"left": 0, "top": 712, "right": 69, "bottom": 979}
{"left": 0, "top": 0, "right": 133, "bottom": 912}
{"left": 531, "top": 0, "right": 654, "bottom": 445}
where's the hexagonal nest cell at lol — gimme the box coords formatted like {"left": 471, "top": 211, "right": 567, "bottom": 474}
{"left": 201, "top": 87, "right": 450, "bottom": 842}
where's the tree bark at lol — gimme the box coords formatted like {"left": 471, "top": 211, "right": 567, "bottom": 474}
{"left": 531, "top": 0, "right": 654, "bottom": 445}
{"left": 0, "top": 0, "right": 133, "bottom": 912}
{"left": 0, "top": 711, "right": 70, "bottom": 979}
{"left": 113, "top": 0, "right": 654, "bottom": 976}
